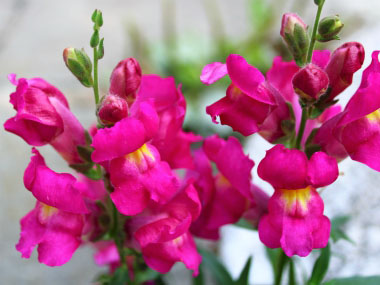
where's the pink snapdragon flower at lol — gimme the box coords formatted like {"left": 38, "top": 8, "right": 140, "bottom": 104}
{"left": 4, "top": 75, "right": 86, "bottom": 164}
{"left": 128, "top": 183, "right": 202, "bottom": 275}
{"left": 315, "top": 51, "right": 380, "bottom": 171}
{"left": 17, "top": 148, "right": 89, "bottom": 266}
{"left": 188, "top": 135, "right": 263, "bottom": 239}
{"left": 137, "top": 75, "right": 201, "bottom": 169}
{"left": 201, "top": 54, "right": 277, "bottom": 136}
{"left": 258, "top": 145, "right": 338, "bottom": 257}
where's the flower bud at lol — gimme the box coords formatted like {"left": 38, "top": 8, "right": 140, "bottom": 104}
{"left": 325, "top": 42, "right": 365, "bottom": 100}
{"left": 292, "top": 63, "right": 329, "bottom": 102}
{"left": 63, "top": 48, "right": 93, "bottom": 87}
{"left": 317, "top": 15, "right": 344, "bottom": 42}
{"left": 280, "top": 13, "right": 309, "bottom": 65}
{"left": 109, "top": 58, "right": 142, "bottom": 105}
{"left": 96, "top": 94, "right": 128, "bottom": 126}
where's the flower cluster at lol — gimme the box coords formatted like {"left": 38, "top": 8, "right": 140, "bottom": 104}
{"left": 5, "top": 6, "right": 380, "bottom": 283}
{"left": 199, "top": 11, "right": 380, "bottom": 257}
{"left": 4, "top": 55, "right": 269, "bottom": 277}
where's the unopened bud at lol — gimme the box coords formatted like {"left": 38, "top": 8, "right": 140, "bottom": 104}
{"left": 97, "top": 94, "right": 128, "bottom": 126}
{"left": 281, "top": 13, "right": 309, "bottom": 65}
{"left": 325, "top": 42, "right": 365, "bottom": 100}
{"left": 63, "top": 48, "right": 93, "bottom": 87}
{"left": 317, "top": 15, "right": 344, "bottom": 42}
{"left": 292, "top": 63, "right": 329, "bottom": 102}
{"left": 109, "top": 58, "right": 142, "bottom": 105}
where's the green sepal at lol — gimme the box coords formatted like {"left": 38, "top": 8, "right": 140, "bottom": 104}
{"left": 69, "top": 161, "right": 94, "bottom": 173}
{"left": 83, "top": 167, "right": 103, "bottom": 180}
{"left": 67, "top": 58, "right": 93, "bottom": 87}
{"left": 76, "top": 145, "right": 93, "bottom": 162}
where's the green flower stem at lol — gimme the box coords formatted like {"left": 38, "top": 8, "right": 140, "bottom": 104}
{"left": 295, "top": 107, "right": 308, "bottom": 150}
{"left": 92, "top": 47, "right": 100, "bottom": 104}
{"left": 306, "top": 0, "right": 325, "bottom": 63}
{"left": 274, "top": 251, "right": 290, "bottom": 285}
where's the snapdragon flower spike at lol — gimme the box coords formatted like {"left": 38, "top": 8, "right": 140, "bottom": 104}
{"left": 4, "top": 74, "right": 86, "bottom": 164}
{"left": 316, "top": 51, "right": 380, "bottom": 170}
{"left": 258, "top": 145, "right": 338, "bottom": 257}
{"left": 201, "top": 54, "right": 277, "bottom": 136}
{"left": 16, "top": 201, "right": 85, "bottom": 266}
{"left": 137, "top": 75, "right": 201, "bottom": 169}
{"left": 109, "top": 57, "right": 142, "bottom": 105}
{"left": 129, "top": 183, "right": 202, "bottom": 275}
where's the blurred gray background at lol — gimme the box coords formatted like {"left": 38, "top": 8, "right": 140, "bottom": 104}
{"left": 1, "top": 0, "right": 380, "bottom": 284}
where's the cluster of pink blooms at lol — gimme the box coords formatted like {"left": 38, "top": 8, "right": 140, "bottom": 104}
{"left": 4, "top": 11, "right": 380, "bottom": 278}
{"left": 4, "top": 56, "right": 268, "bottom": 275}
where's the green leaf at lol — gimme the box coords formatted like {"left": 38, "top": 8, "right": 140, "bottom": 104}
{"left": 265, "top": 247, "right": 281, "bottom": 277}
{"left": 234, "top": 219, "right": 255, "bottom": 230}
{"left": 323, "top": 276, "right": 380, "bottom": 285}
{"left": 198, "top": 248, "right": 234, "bottom": 285}
{"left": 193, "top": 266, "right": 204, "bottom": 285}
{"left": 288, "top": 259, "right": 296, "bottom": 285}
{"left": 330, "top": 215, "right": 354, "bottom": 244}
{"left": 307, "top": 243, "right": 331, "bottom": 285}
{"left": 235, "top": 256, "right": 252, "bottom": 285}
{"left": 135, "top": 268, "right": 161, "bottom": 284}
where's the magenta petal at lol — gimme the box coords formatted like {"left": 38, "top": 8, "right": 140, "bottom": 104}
{"left": 258, "top": 145, "right": 308, "bottom": 189}
{"left": 200, "top": 62, "right": 228, "bottom": 85}
{"left": 307, "top": 151, "right": 339, "bottom": 187}
{"left": 130, "top": 101, "right": 159, "bottom": 140}
{"left": 281, "top": 217, "right": 313, "bottom": 257}
{"left": 204, "top": 135, "right": 254, "bottom": 199}
{"left": 111, "top": 181, "right": 150, "bottom": 216}
{"left": 141, "top": 232, "right": 201, "bottom": 276}
{"left": 16, "top": 205, "right": 45, "bottom": 259}
{"left": 206, "top": 84, "right": 274, "bottom": 136}
{"left": 340, "top": 117, "right": 380, "bottom": 171}
{"left": 311, "top": 50, "right": 331, "bottom": 69}
{"left": 24, "top": 148, "right": 89, "bottom": 214}
{"left": 16, "top": 202, "right": 84, "bottom": 266}
{"left": 37, "top": 210, "right": 83, "bottom": 266}
{"left": 91, "top": 117, "right": 146, "bottom": 162}
{"left": 311, "top": 216, "right": 330, "bottom": 249}
{"left": 258, "top": 215, "right": 282, "bottom": 248}
{"left": 226, "top": 54, "right": 270, "bottom": 103}
{"left": 137, "top": 75, "right": 179, "bottom": 110}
